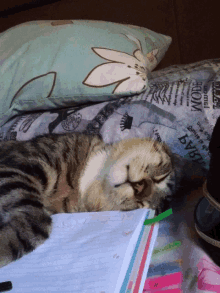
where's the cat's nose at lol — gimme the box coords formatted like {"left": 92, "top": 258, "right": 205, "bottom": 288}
{"left": 131, "top": 180, "right": 145, "bottom": 194}
{"left": 130, "top": 178, "right": 152, "bottom": 198}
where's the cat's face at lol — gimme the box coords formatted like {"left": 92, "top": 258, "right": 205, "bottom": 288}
{"left": 79, "top": 137, "right": 174, "bottom": 212}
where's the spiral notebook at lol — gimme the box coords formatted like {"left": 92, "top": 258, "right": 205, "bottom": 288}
{"left": 0, "top": 209, "right": 158, "bottom": 293}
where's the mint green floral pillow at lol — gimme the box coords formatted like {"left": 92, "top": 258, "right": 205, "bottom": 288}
{"left": 0, "top": 20, "right": 172, "bottom": 126}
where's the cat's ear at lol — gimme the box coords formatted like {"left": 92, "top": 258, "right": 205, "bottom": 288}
{"left": 153, "top": 141, "right": 173, "bottom": 180}
{"left": 161, "top": 142, "right": 172, "bottom": 157}
{"left": 152, "top": 140, "right": 172, "bottom": 157}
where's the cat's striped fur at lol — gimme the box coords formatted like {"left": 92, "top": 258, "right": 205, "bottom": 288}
{"left": 0, "top": 132, "right": 203, "bottom": 268}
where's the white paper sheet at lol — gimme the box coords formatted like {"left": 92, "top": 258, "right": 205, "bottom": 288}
{"left": 0, "top": 209, "right": 154, "bottom": 293}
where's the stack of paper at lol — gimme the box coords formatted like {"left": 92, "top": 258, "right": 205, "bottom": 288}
{"left": 0, "top": 209, "right": 158, "bottom": 293}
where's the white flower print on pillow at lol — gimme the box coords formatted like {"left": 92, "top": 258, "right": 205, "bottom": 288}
{"left": 83, "top": 35, "right": 158, "bottom": 94}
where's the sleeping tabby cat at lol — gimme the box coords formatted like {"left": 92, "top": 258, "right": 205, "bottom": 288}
{"left": 0, "top": 133, "right": 204, "bottom": 268}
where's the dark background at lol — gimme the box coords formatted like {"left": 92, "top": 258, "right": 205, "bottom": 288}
{"left": 0, "top": 0, "right": 219, "bottom": 70}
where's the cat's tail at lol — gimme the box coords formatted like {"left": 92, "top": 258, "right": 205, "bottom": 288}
{"left": 0, "top": 174, "right": 52, "bottom": 268}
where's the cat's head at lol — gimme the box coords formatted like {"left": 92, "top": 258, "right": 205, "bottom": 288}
{"left": 79, "top": 137, "right": 174, "bottom": 212}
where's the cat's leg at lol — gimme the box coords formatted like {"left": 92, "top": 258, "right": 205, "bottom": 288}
{"left": 0, "top": 192, "right": 52, "bottom": 268}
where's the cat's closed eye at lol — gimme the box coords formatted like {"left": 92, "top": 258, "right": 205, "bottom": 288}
{"left": 153, "top": 170, "right": 172, "bottom": 183}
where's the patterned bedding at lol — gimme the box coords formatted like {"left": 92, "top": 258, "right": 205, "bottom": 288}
{"left": 2, "top": 59, "right": 220, "bottom": 170}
